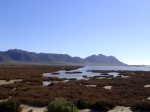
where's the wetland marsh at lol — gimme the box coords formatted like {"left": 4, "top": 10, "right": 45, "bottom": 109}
{"left": 0, "top": 65, "right": 150, "bottom": 112}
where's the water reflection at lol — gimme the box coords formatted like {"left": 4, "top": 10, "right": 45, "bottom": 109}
{"left": 42, "top": 66, "right": 150, "bottom": 86}
{"left": 43, "top": 67, "right": 121, "bottom": 80}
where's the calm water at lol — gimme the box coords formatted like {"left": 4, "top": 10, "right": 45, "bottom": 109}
{"left": 77, "top": 66, "right": 150, "bottom": 71}
{"left": 43, "top": 66, "right": 150, "bottom": 79}
{"left": 42, "top": 66, "right": 150, "bottom": 86}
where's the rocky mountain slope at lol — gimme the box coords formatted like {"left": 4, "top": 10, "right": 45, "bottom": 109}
{"left": 0, "top": 49, "right": 126, "bottom": 65}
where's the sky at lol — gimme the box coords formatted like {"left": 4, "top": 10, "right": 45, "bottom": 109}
{"left": 0, "top": 0, "right": 150, "bottom": 65}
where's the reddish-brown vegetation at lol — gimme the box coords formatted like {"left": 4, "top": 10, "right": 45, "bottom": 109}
{"left": 0, "top": 66, "right": 80, "bottom": 79}
{"left": 0, "top": 66, "right": 150, "bottom": 111}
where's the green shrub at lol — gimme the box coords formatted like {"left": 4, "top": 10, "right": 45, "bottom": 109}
{"left": 0, "top": 99, "right": 21, "bottom": 112}
{"left": 46, "top": 98, "right": 78, "bottom": 112}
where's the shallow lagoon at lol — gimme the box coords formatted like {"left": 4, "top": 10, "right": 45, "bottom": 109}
{"left": 43, "top": 70, "right": 119, "bottom": 80}
{"left": 42, "top": 66, "right": 150, "bottom": 86}
{"left": 43, "top": 66, "right": 150, "bottom": 80}
{"left": 78, "top": 65, "right": 150, "bottom": 71}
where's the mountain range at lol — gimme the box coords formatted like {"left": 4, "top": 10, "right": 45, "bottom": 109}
{"left": 0, "top": 49, "right": 126, "bottom": 65}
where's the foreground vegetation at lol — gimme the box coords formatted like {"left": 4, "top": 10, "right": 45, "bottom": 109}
{"left": 45, "top": 98, "right": 78, "bottom": 112}
{"left": 0, "top": 65, "right": 150, "bottom": 111}
{"left": 0, "top": 99, "right": 21, "bottom": 112}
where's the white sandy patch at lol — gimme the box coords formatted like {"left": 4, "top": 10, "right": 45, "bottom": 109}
{"left": 21, "top": 104, "right": 46, "bottom": 112}
{"left": 0, "top": 79, "right": 22, "bottom": 86}
{"left": 144, "top": 84, "right": 150, "bottom": 88}
{"left": 82, "top": 78, "right": 90, "bottom": 80}
{"left": 108, "top": 106, "right": 132, "bottom": 112}
{"left": 85, "top": 85, "right": 97, "bottom": 87}
{"left": 104, "top": 86, "right": 112, "bottom": 90}
{"left": 122, "top": 76, "right": 130, "bottom": 78}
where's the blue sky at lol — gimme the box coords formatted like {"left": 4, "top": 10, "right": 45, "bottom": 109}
{"left": 0, "top": 0, "right": 150, "bottom": 65}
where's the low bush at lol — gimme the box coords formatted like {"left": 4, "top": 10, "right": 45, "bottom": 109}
{"left": 19, "top": 98, "right": 49, "bottom": 107}
{"left": 92, "top": 100, "right": 115, "bottom": 111}
{"left": 131, "top": 100, "right": 150, "bottom": 111}
{"left": 0, "top": 91, "right": 9, "bottom": 100}
{"left": 76, "top": 98, "right": 92, "bottom": 109}
{"left": 45, "top": 98, "right": 78, "bottom": 112}
{"left": 0, "top": 99, "right": 21, "bottom": 112}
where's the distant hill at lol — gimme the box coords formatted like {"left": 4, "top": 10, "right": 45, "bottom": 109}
{"left": 0, "top": 49, "right": 126, "bottom": 65}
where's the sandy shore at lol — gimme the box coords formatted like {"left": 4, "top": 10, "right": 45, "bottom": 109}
{"left": 0, "top": 79, "right": 22, "bottom": 86}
